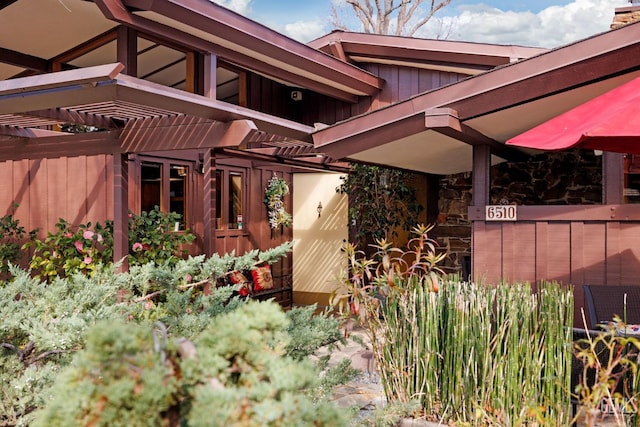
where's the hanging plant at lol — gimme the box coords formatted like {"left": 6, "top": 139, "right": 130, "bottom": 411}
{"left": 264, "top": 174, "right": 292, "bottom": 229}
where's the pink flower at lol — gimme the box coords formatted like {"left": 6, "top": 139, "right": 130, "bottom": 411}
{"left": 132, "top": 242, "right": 143, "bottom": 251}
{"left": 186, "top": 274, "right": 192, "bottom": 283}
{"left": 65, "top": 233, "right": 73, "bottom": 238}
{"left": 74, "top": 240, "right": 84, "bottom": 253}
{"left": 83, "top": 230, "right": 94, "bottom": 240}
{"left": 83, "top": 256, "right": 92, "bottom": 264}
{"left": 95, "top": 233, "right": 103, "bottom": 242}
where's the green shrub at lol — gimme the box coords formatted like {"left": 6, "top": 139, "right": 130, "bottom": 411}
{"left": 24, "top": 218, "right": 113, "bottom": 279}
{"left": 0, "top": 204, "right": 36, "bottom": 273}
{"left": 22, "top": 207, "right": 197, "bottom": 280}
{"left": 2, "top": 242, "right": 351, "bottom": 427}
{"left": 128, "top": 206, "right": 195, "bottom": 266}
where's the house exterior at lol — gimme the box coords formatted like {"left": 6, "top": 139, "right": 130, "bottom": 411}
{"left": 2, "top": 0, "right": 640, "bottom": 318}
{"left": 312, "top": 6, "right": 640, "bottom": 320}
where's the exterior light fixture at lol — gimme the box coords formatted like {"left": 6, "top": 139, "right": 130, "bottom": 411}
{"left": 317, "top": 202, "right": 323, "bottom": 218}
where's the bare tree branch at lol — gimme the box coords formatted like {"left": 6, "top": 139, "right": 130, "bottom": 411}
{"left": 336, "top": 0, "right": 452, "bottom": 37}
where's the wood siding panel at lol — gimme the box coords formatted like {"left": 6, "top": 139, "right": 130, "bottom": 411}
{"left": 47, "top": 156, "right": 68, "bottom": 225}
{"left": 503, "top": 222, "right": 536, "bottom": 283}
{"left": 12, "top": 159, "right": 30, "bottom": 232}
{"left": 29, "top": 159, "right": 48, "bottom": 238}
{"left": 0, "top": 155, "right": 112, "bottom": 246}
{"left": 471, "top": 206, "right": 640, "bottom": 326}
{"left": 67, "top": 156, "right": 88, "bottom": 225}
{"left": 575, "top": 222, "right": 607, "bottom": 285}
{"left": 549, "top": 222, "right": 572, "bottom": 284}
{"left": 0, "top": 159, "right": 13, "bottom": 216}
{"left": 606, "top": 222, "right": 622, "bottom": 286}
{"left": 86, "top": 155, "right": 108, "bottom": 224}
{"left": 472, "top": 221, "right": 502, "bottom": 284}
{"left": 620, "top": 222, "right": 640, "bottom": 284}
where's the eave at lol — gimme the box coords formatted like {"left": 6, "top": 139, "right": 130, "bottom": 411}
{"left": 309, "top": 31, "right": 547, "bottom": 75}
{"left": 94, "top": 0, "right": 383, "bottom": 103}
{"left": 312, "top": 21, "right": 640, "bottom": 174}
{"left": 0, "top": 63, "right": 346, "bottom": 171}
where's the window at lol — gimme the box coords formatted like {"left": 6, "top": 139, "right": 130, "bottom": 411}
{"left": 140, "top": 159, "right": 190, "bottom": 229}
{"left": 215, "top": 168, "right": 246, "bottom": 230}
{"left": 625, "top": 154, "right": 640, "bottom": 204}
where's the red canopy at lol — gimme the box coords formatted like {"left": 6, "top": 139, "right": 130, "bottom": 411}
{"left": 506, "top": 77, "right": 640, "bottom": 153}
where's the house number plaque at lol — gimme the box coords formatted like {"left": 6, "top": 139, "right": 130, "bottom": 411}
{"left": 485, "top": 205, "right": 517, "bottom": 221}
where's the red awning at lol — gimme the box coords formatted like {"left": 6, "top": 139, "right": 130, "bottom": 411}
{"left": 506, "top": 77, "right": 640, "bottom": 153}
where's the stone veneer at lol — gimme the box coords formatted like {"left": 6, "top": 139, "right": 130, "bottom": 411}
{"left": 432, "top": 150, "right": 602, "bottom": 275}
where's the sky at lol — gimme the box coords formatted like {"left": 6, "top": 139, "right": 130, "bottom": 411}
{"left": 212, "top": 0, "right": 629, "bottom": 48}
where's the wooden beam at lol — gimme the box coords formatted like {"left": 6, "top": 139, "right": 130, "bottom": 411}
{"left": 604, "top": 152, "right": 624, "bottom": 204}
{"left": 468, "top": 204, "right": 640, "bottom": 222}
{"left": 113, "top": 152, "right": 129, "bottom": 271}
{"left": 472, "top": 144, "right": 491, "bottom": 207}
{"left": 0, "top": 131, "right": 122, "bottom": 161}
{"left": 25, "top": 108, "right": 118, "bottom": 130}
{"left": 202, "top": 53, "right": 216, "bottom": 99}
{"left": 117, "top": 26, "right": 138, "bottom": 77}
{"left": 202, "top": 149, "right": 217, "bottom": 257}
{"left": 0, "top": 47, "right": 49, "bottom": 73}
{"left": 121, "top": 117, "right": 257, "bottom": 152}
{"left": 0, "top": 0, "right": 18, "bottom": 11}
{"left": 0, "top": 126, "right": 71, "bottom": 138}
{"left": 0, "top": 63, "right": 124, "bottom": 96}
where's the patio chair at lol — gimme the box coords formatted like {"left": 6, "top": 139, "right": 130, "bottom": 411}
{"left": 572, "top": 286, "right": 640, "bottom": 425}
{"left": 583, "top": 284, "right": 640, "bottom": 330}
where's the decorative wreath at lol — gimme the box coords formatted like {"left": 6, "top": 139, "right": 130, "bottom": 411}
{"left": 264, "top": 174, "right": 292, "bottom": 229}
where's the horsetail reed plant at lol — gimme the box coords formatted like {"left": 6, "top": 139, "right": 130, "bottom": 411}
{"left": 331, "top": 226, "right": 574, "bottom": 426}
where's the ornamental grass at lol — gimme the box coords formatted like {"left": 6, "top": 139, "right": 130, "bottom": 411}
{"left": 387, "top": 280, "right": 574, "bottom": 426}
{"left": 332, "top": 225, "right": 574, "bottom": 426}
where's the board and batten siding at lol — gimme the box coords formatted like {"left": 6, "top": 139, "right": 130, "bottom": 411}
{"left": 470, "top": 205, "right": 640, "bottom": 322}
{"left": 0, "top": 155, "right": 112, "bottom": 241}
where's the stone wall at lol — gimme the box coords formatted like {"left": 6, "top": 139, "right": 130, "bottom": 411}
{"left": 432, "top": 150, "right": 602, "bottom": 275}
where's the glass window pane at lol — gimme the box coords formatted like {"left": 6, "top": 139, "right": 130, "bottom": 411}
{"left": 170, "top": 165, "right": 187, "bottom": 229}
{"left": 229, "top": 172, "right": 243, "bottom": 229}
{"left": 141, "top": 162, "right": 162, "bottom": 212}
{"left": 216, "top": 170, "right": 223, "bottom": 229}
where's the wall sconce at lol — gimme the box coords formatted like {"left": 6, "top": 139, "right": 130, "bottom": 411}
{"left": 317, "top": 202, "right": 323, "bottom": 218}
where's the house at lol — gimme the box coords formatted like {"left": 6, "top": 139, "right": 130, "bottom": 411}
{"left": 311, "top": 4, "right": 640, "bottom": 320}
{"left": 2, "top": 0, "right": 639, "bottom": 318}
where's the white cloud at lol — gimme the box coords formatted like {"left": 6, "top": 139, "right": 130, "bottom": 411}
{"left": 210, "top": 0, "right": 252, "bottom": 15}
{"left": 282, "top": 20, "right": 328, "bottom": 43}
{"left": 210, "top": 0, "right": 629, "bottom": 48}
{"left": 419, "top": 0, "right": 629, "bottom": 48}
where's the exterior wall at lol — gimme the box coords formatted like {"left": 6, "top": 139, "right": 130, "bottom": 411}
{"left": 292, "top": 172, "right": 348, "bottom": 307}
{"left": 247, "top": 66, "right": 468, "bottom": 127}
{"left": 0, "top": 154, "right": 113, "bottom": 243}
{"left": 434, "top": 150, "right": 603, "bottom": 275}
{"left": 470, "top": 206, "right": 640, "bottom": 322}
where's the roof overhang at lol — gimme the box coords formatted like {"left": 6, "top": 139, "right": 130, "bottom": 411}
{"left": 312, "top": 21, "right": 640, "bottom": 174}
{"left": 309, "top": 31, "right": 547, "bottom": 76}
{"left": 0, "top": 63, "right": 313, "bottom": 140}
{"left": 94, "top": 0, "right": 383, "bottom": 102}
{"left": 0, "top": 63, "right": 348, "bottom": 170}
